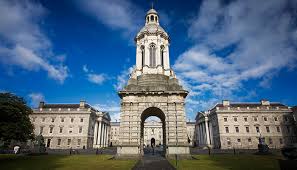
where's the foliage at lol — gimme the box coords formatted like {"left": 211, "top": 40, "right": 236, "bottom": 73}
{"left": 0, "top": 93, "right": 34, "bottom": 147}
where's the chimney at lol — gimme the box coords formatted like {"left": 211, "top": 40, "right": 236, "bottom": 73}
{"left": 80, "top": 100, "right": 86, "bottom": 108}
{"left": 261, "top": 99, "right": 270, "bottom": 106}
{"left": 222, "top": 100, "right": 230, "bottom": 106}
{"left": 39, "top": 101, "right": 45, "bottom": 108}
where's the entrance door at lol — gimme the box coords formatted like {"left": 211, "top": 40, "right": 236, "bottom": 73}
{"left": 47, "top": 139, "right": 51, "bottom": 147}
{"left": 151, "top": 138, "right": 155, "bottom": 147}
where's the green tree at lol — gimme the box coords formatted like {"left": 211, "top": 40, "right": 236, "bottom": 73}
{"left": 0, "top": 93, "right": 34, "bottom": 147}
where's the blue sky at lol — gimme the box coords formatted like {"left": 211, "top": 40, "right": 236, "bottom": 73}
{"left": 0, "top": 0, "right": 297, "bottom": 122}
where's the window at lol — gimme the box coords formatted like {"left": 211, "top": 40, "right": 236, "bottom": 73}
{"left": 49, "top": 127, "right": 53, "bottom": 133}
{"left": 266, "top": 126, "right": 270, "bottom": 133}
{"left": 160, "top": 45, "right": 165, "bottom": 66}
{"left": 237, "top": 138, "right": 241, "bottom": 143}
{"left": 279, "top": 138, "right": 283, "bottom": 144}
{"left": 59, "top": 127, "right": 63, "bottom": 133}
{"left": 77, "top": 139, "right": 81, "bottom": 145}
{"left": 235, "top": 127, "right": 239, "bottom": 133}
{"left": 32, "top": 117, "right": 36, "bottom": 122}
{"left": 274, "top": 117, "right": 278, "bottom": 121}
{"left": 234, "top": 117, "right": 238, "bottom": 122}
{"left": 244, "top": 117, "right": 248, "bottom": 122}
{"left": 67, "top": 139, "right": 71, "bottom": 145}
{"left": 69, "top": 130, "right": 72, "bottom": 134}
{"left": 80, "top": 118, "right": 83, "bottom": 122}
{"left": 227, "top": 138, "right": 231, "bottom": 145}
{"left": 71, "top": 118, "right": 74, "bottom": 123}
{"left": 141, "top": 45, "right": 145, "bottom": 66}
{"left": 276, "top": 126, "right": 280, "bottom": 132}
{"left": 150, "top": 15, "right": 154, "bottom": 21}
{"left": 51, "top": 118, "right": 55, "bottom": 122}
{"left": 57, "top": 139, "right": 61, "bottom": 146}
{"left": 149, "top": 44, "right": 156, "bottom": 67}
{"left": 61, "top": 117, "right": 64, "bottom": 122}
{"left": 224, "top": 118, "right": 227, "bottom": 122}
{"left": 264, "top": 117, "right": 267, "bottom": 121}
{"left": 246, "top": 126, "right": 250, "bottom": 133}
{"left": 155, "top": 16, "right": 157, "bottom": 22}
{"left": 40, "top": 126, "right": 44, "bottom": 134}
{"left": 42, "top": 117, "right": 46, "bottom": 122}
{"left": 79, "top": 127, "right": 82, "bottom": 133}
{"left": 256, "top": 126, "right": 260, "bottom": 133}
{"left": 254, "top": 117, "right": 258, "bottom": 121}
{"left": 225, "top": 127, "right": 229, "bottom": 133}
{"left": 248, "top": 138, "right": 252, "bottom": 143}
{"left": 146, "top": 16, "right": 149, "bottom": 22}
{"left": 269, "top": 138, "right": 273, "bottom": 144}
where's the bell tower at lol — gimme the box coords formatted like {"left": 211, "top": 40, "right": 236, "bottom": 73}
{"left": 132, "top": 8, "right": 174, "bottom": 78}
{"left": 117, "top": 7, "right": 190, "bottom": 157}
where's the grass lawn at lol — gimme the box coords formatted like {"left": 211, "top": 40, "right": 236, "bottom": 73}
{"left": 0, "top": 154, "right": 137, "bottom": 170}
{"left": 170, "top": 154, "right": 282, "bottom": 170}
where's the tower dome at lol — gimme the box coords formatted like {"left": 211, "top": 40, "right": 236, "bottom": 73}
{"left": 131, "top": 7, "right": 174, "bottom": 79}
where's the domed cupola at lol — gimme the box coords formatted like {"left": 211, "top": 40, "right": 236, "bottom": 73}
{"left": 131, "top": 7, "right": 175, "bottom": 79}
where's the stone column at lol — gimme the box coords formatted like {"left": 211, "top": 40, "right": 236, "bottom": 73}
{"left": 97, "top": 121, "right": 102, "bottom": 147}
{"left": 205, "top": 117, "right": 211, "bottom": 146}
{"left": 105, "top": 125, "right": 109, "bottom": 147}
{"left": 93, "top": 121, "right": 98, "bottom": 146}
{"left": 102, "top": 123, "right": 106, "bottom": 147}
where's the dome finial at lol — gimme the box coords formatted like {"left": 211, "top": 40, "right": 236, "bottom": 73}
{"left": 151, "top": 2, "right": 154, "bottom": 9}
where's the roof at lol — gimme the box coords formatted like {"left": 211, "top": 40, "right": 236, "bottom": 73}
{"left": 41, "top": 104, "right": 91, "bottom": 109}
{"left": 214, "top": 102, "right": 287, "bottom": 108}
{"left": 147, "top": 8, "right": 158, "bottom": 15}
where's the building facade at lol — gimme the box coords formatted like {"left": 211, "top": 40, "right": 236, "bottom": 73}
{"left": 196, "top": 100, "right": 297, "bottom": 149}
{"left": 117, "top": 7, "right": 189, "bottom": 156}
{"left": 110, "top": 120, "right": 195, "bottom": 147}
{"left": 30, "top": 101, "right": 111, "bottom": 149}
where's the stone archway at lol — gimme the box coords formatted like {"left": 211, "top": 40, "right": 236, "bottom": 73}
{"left": 140, "top": 107, "right": 166, "bottom": 156}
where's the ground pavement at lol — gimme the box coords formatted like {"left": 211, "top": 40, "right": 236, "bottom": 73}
{"left": 132, "top": 147, "right": 176, "bottom": 170}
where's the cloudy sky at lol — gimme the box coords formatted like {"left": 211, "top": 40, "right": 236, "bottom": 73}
{"left": 0, "top": 0, "right": 296, "bottom": 121}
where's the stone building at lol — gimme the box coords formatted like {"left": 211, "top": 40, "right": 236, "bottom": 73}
{"left": 110, "top": 120, "right": 195, "bottom": 147}
{"left": 186, "top": 122, "right": 196, "bottom": 146}
{"left": 196, "top": 100, "right": 297, "bottom": 149}
{"left": 117, "top": 7, "right": 189, "bottom": 156}
{"left": 30, "top": 101, "right": 111, "bottom": 149}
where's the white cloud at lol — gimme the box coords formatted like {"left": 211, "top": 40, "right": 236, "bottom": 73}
{"left": 94, "top": 102, "right": 121, "bottom": 122}
{"left": 174, "top": 0, "right": 297, "bottom": 113}
{"left": 114, "top": 66, "right": 134, "bottom": 91}
{"left": 82, "top": 65, "right": 106, "bottom": 85}
{"left": 0, "top": 0, "right": 69, "bottom": 83}
{"left": 87, "top": 73, "right": 106, "bottom": 84}
{"left": 28, "top": 92, "right": 44, "bottom": 107}
{"left": 75, "top": 0, "right": 142, "bottom": 36}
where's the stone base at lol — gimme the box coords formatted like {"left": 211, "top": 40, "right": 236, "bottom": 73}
{"left": 166, "top": 146, "right": 190, "bottom": 158}
{"left": 117, "top": 146, "right": 140, "bottom": 157}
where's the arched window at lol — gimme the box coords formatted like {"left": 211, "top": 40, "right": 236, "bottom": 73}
{"left": 160, "top": 45, "right": 165, "bottom": 66}
{"left": 155, "top": 16, "right": 158, "bottom": 22}
{"left": 147, "top": 16, "right": 149, "bottom": 23}
{"left": 150, "top": 15, "right": 154, "bottom": 22}
{"left": 149, "top": 44, "right": 156, "bottom": 67}
{"left": 141, "top": 45, "right": 145, "bottom": 66}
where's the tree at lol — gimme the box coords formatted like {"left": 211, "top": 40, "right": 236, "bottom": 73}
{"left": 0, "top": 93, "right": 34, "bottom": 147}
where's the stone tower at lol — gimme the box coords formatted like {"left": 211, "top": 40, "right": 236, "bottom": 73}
{"left": 117, "top": 7, "right": 190, "bottom": 157}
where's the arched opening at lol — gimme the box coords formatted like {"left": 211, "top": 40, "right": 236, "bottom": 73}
{"left": 149, "top": 43, "right": 156, "bottom": 67}
{"left": 150, "top": 15, "right": 154, "bottom": 21}
{"left": 160, "top": 45, "right": 165, "bottom": 66}
{"left": 140, "top": 107, "right": 166, "bottom": 156}
{"left": 141, "top": 45, "right": 145, "bottom": 66}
